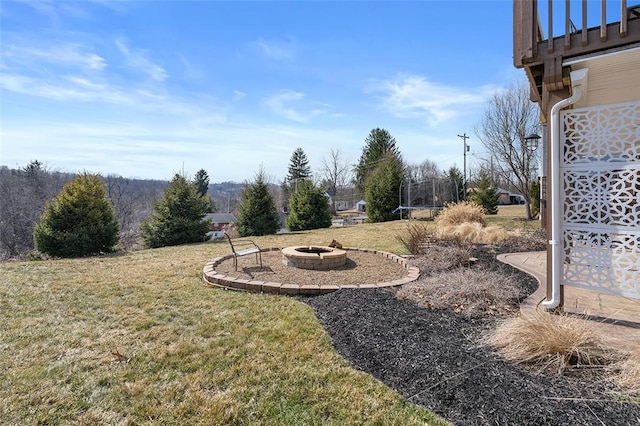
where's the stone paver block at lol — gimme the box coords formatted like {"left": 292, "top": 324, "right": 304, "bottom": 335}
{"left": 299, "top": 284, "right": 321, "bottom": 295}
{"left": 245, "top": 280, "right": 264, "bottom": 292}
{"left": 358, "top": 283, "right": 377, "bottom": 289}
{"left": 279, "top": 284, "right": 300, "bottom": 295}
{"left": 261, "top": 282, "right": 281, "bottom": 294}
{"left": 228, "top": 279, "right": 247, "bottom": 290}
{"left": 318, "top": 284, "right": 341, "bottom": 294}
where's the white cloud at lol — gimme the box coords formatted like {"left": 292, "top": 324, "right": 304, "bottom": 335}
{"left": 233, "top": 90, "right": 247, "bottom": 102}
{"left": 17, "top": 0, "right": 90, "bottom": 21}
{"left": 254, "top": 38, "right": 296, "bottom": 60}
{"left": 0, "top": 119, "right": 362, "bottom": 182}
{"left": 0, "top": 70, "right": 226, "bottom": 123}
{"left": 366, "top": 74, "right": 496, "bottom": 127}
{"left": 178, "top": 55, "right": 205, "bottom": 81}
{"left": 115, "top": 39, "right": 167, "bottom": 82}
{"left": 264, "top": 91, "right": 327, "bottom": 123}
{"left": 3, "top": 43, "right": 106, "bottom": 70}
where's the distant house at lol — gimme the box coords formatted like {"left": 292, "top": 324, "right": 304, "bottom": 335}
{"left": 204, "top": 213, "right": 236, "bottom": 239}
{"left": 333, "top": 199, "right": 352, "bottom": 211}
{"left": 495, "top": 188, "right": 524, "bottom": 205}
{"left": 204, "top": 213, "right": 236, "bottom": 231}
{"left": 354, "top": 200, "right": 366, "bottom": 212}
{"left": 326, "top": 187, "right": 358, "bottom": 212}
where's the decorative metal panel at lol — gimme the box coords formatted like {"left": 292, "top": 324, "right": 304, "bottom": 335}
{"left": 560, "top": 101, "right": 640, "bottom": 299}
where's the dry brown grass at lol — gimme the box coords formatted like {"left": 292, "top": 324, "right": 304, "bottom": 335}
{"left": 407, "top": 245, "right": 473, "bottom": 275}
{"left": 0, "top": 223, "right": 449, "bottom": 425}
{"left": 434, "top": 222, "right": 511, "bottom": 245}
{"left": 436, "top": 202, "right": 486, "bottom": 227}
{"left": 485, "top": 312, "right": 613, "bottom": 374}
{"left": 612, "top": 352, "right": 640, "bottom": 394}
{"left": 397, "top": 268, "right": 526, "bottom": 318}
{"left": 395, "top": 222, "right": 436, "bottom": 255}
{"left": 501, "top": 229, "right": 547, "bottom": 252}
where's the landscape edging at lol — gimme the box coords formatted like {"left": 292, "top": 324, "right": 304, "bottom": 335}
{"left": 202, "top": 247, "right": 419, "bottom": 295}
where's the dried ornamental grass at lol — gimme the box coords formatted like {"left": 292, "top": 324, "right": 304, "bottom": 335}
{"left": 485, "top": 312, "right": 613, "bottom": 374}
{"left": 435, "top": 222, "right": 511, "bottom": 244}
{"left": 436, "top": 201, "right": 486, "bottom": 228}
{"left": 612, "top": 352, "right": 640, "bottom": 394}
{"left": 397, "top": 267, "right": 526, "bottom": 317}
{"left": 408, "top": 245, "right": 473, "bottom": 275}
{"left": 396, "top": 222, "right": 436, "bottom": 255}
{"left": 502, "top": 229, "right": 547, "bottom": 252}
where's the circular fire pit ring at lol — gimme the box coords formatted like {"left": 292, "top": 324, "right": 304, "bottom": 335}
{"left": 202, "top": 247, "right": 421, "bottom": 295}
{"left": 281, "top": 245, "right": 347, "bottom": 270}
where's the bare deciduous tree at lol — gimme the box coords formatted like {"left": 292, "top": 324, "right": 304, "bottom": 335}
{"left": 476, "top": 83, "right": 540, "bottom": 219}
{"left": 320, "top": 148, "right": 351, "bottom": 212}
{"left": 0, "top": 162, "right": 69, "bottom": 259}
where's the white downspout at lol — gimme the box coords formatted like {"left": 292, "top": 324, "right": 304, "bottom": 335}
{"left": 543, "top": 68, "right": 588, "bottom": 310}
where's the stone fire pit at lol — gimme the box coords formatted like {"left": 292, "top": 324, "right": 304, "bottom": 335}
{"left": 281, "top": 246, "right": 347, "bottom": 270}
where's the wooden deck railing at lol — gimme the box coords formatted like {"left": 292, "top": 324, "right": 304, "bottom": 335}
{"left": 514, "top": 0, "right": 640, "bottom": 68}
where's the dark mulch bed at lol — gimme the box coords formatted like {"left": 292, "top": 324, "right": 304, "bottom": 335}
{"left": 302, "top": 244, "right": 640, "bottom": 426}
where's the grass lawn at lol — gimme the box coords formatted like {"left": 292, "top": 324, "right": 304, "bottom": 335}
{"left": 484, "top": 205, "right": 541, "bottom": 231}
{"left": 1, "top": 222, "right": 449, "bottom": 425}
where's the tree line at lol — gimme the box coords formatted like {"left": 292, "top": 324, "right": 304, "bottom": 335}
{"left": 0, "top": 83, "right": 539, "bottom": 259}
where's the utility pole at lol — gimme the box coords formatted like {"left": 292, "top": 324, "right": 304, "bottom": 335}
{"left": 457, "top": 133, "right": 470, "bottom": 200}
{"left": 398, "top": 180, "right": 403, "bottom": 220}
{"left": 407, "top": 176, "right": 411, "bottom": 220}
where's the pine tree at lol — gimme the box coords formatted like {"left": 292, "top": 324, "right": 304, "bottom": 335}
{"left": 33, "top": 173, "right": 119, "bottom": 257}
{"left": 140, "top": 174, "right": 210, "bottom": 248}
{"left": 286, "top": 180, "right": 332, "bottom": 231}
{"left": 282, "top": 148, "right": 312, "bottom": 210}
{"left": 286, "top": 148, "right": 312, "bottom": 183}
{"left": 193, "top": 168, "right": 217, "bottom": 213}
{"left": 447, "top": 165, "right": 465, "bottom": 203}
{"left": 193, "top": 169, "right": 210, "bottom": 197}
{"left": 529, "top": 179, "right": 540, "bottom": 218}
{"left": 236, "top": 168, "right": 280, "bottom": 236}
{"left": 469, "top": 173, "right": 499, "bottom": 215}
{"left": 365, "top": 155, "right": 404, "bottom": 223}
{"left": 355, "top": 128, "right": 402, "bottom": 195}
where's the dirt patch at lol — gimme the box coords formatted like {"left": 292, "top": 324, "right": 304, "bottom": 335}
{"left": 212, "top": 249, "right": 408, "bottom": 286}
{"left": 302, "top": 244, "right": 640, "bottom": 426}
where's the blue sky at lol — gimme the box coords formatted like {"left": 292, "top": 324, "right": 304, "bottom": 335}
{"left": 1, "top": 0, "right": 526, "bottom": 183}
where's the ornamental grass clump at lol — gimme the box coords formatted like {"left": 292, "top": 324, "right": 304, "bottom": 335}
{"left": 612, "top": 352, "right": 640, "bottom": 394}
{"left": 435, "top": 222, "right": 511, "bottom": 245}
{"left": 436, "top": 201, "right": 486, "bottom": 227}
{"left": 485, "top": 312, "right": 613, "bottom": 374}
{"left": 396, "top": 222, "right": 435, "bottom": 255}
